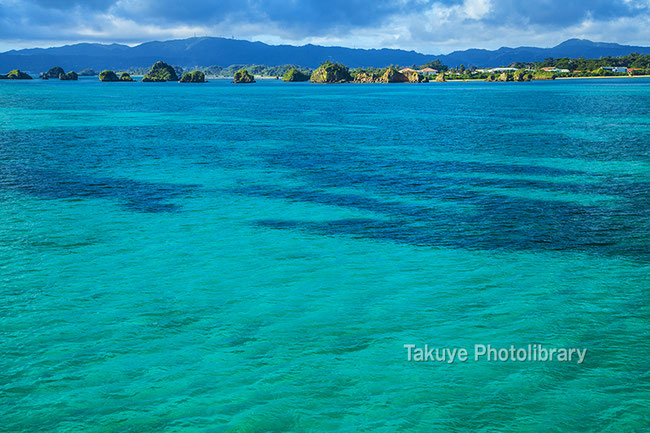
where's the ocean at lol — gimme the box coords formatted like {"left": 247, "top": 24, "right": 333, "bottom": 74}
{"left": 1, "top": 77, "right": 649, "bottom": 432}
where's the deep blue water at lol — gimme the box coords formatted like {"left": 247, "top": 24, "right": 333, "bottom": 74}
{"left": 1, "top": 77, "right": 649, "bottom": 432}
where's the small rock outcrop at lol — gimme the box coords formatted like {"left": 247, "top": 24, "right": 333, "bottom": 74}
{"left": 435, "top": 73, "right": 446, "bottom": 82}
{"left": 99, "top": 70, "right": 120, "bottom": 81}
{"left": 142, "top": 61, "right": 178, "bottom": 82}
{"left": 44, "top": 66, "right": 65, "bottom": 79}
{"left": 379, "top": 67, "right": 409, "bottom": 83}
{"left": 513, "top": 70, "right": 532, "bottom": 82}
{"left": 4, "top": 69, "right": 32, "bottom": 80}
{"left": 78, "top": 69, "right": 97, "bottom": 76}
{"left": 404, "top": 70, "right": 428, "bottom": 83}
{"left": 233, "top": 69, "right": 255, "bottom": 83}
{"left": 100, "top": 70, "right": 135, "bottom": 82}
{"left": 59, "top": 71, "right": 78, "bottom": 81}
{"left": 349, "top": 68, "right": 427, "bottom": 84}
{"left": 310, "top": 61, "right": 352, "bottom": 83}
{"left": 282, "top": 68, "right": 310, "bottom": 82}
{"left": 487, "top": 71, "right": 534, "bottom": 82}
{"left": 179, "top": 71, "right": 206, "bottom": 83}
{"left": 352, "top": 72, "right": 379, "bottom": 83}
{"left": 59, "top": 71, "right": 79, "bottom": 81}
{"left": 496, "top": 72, "right": 512, "bottom": 82}
{"left": 119, "top": 72, "right": 134, "bottom": 82}
{"left": 533, "top": 71, "right": 556, "bottom": 80}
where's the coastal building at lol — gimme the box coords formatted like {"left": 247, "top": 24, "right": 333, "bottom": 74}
{"left": 419, "top": 67, "right": 438, "bottom": 75}
{"left": 399, "top": 68, "right": 416, "bottom": 73}
{"left": 538, "top": 67, "right": 569, "bottom": 73}
{"left": 489, "top": 67, "right": 517, "bottom": 73}
{"left": 601, "top": 66, "right": 627, "bottom": 73}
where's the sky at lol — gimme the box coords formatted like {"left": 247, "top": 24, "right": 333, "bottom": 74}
{"left": 0, "top": 0, "right": 649, "bottom": 53}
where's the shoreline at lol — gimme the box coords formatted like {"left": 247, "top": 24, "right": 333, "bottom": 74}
{"left": 441, "top": 75, "right": 650, "bottom": 83}
{"left": 556, "top": 74, "right": 650, "bottom": 80}
{"left": 3, "top": 73, "right": 649, "bottom": 83}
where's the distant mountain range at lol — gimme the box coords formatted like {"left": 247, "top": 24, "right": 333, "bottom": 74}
{"left": 439, "top": 39, "right": 650, "bottom": 68}
{"left": 1, "top": 37, "right": 649, "bottom": 73}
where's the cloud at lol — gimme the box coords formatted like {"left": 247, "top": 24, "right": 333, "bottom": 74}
{"left": 110, "top": 0, "right": 427, "bottom": 34}
{"left": 0, "top": 0, "right": 648, "bottom": 52}
{"left": 486, "top": 0, "right": 647, "bottom": 27}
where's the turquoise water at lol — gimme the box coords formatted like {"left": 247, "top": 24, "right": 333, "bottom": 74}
{"left": 1, "top": 77, "right": 649, "bottom": 432}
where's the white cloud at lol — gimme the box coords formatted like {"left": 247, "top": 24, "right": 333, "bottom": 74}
{"left": 463, "top": 0, "right": 491, "bottom": 20}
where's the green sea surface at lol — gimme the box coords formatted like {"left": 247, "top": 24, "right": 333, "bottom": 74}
{"left": 1, "top": 77, "right": 649, "bottom": 432}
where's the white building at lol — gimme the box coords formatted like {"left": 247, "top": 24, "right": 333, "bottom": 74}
{"left": 602, "top": 67, "right": 628, "bottom": 73}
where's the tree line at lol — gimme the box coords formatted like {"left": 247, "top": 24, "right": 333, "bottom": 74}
{"left": 508, "top": 53, "right": 650, "bottom": 72}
